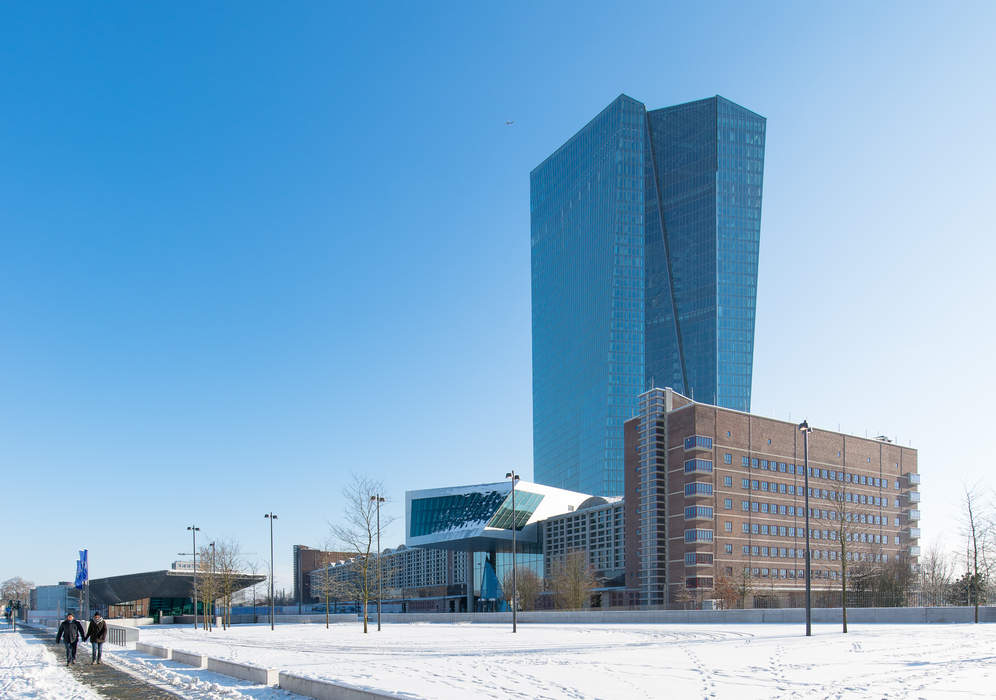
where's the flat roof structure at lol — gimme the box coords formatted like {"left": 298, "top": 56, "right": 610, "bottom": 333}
{"left": 88, "top": 569, "right": 264, "bottom": 607}
{"left": 405, "top": 481, "right": 594, "bottom": 553}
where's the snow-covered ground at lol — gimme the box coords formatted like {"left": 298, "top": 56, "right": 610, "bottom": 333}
{"left": 133, "top": 621, "right": 996, "bottom": 699}
{"left": 0, "top": 628, "right": 101, "bottom": 699}
{"left": 106, "top": 648, "right": 300, "bottom": 699}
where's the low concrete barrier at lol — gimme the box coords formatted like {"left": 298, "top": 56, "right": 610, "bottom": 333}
{"left": 170, "top": 615, "right": 222, "bottom": 627}
{"left": 207, "top": 657, "right": 278, "bottom": 685}
{"left": 105, "top": 617, "right": 154, "bottom": 627}
{"left": 172, "top": 649, "right": 207, "bottom": 668}
{"left": 136, "top": 642, "right": 171, "bottom": 659}
{"left": 165, "top": 613, "right": 355, "bottom": 626}
{"left": 370, "top": 606, "right": 996, "bottom": 625}
{"left": 278, "top": 672, "right": 396, "bottom": 699}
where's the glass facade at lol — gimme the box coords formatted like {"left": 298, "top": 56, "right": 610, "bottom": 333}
{"left": 471, "top": 551, "right": 543, "bottom": 610}
{"left": 409, "top": 490, "right": 506, "bottom": 538}
{"left": 486, "top": 490, "right": 544, "bottom": 530}
{"left": 531, "top": 95, "right": 764, "bottom": 496}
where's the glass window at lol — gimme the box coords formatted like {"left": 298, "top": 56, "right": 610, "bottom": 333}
{"left": 684, "top": 459, "right": 714, "bottom": 474}
{"left": 684, "top": 436, "right": 713, "bottom": 450}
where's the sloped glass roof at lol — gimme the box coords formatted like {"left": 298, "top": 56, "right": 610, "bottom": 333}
{"left": 487, "top": 491, "right": 544, "bottom": 530}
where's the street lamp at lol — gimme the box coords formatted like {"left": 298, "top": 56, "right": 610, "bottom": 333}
{"left": 799, "top": 420, "right": 813, "bottom": 637}
{"left": 370, "top": 495, "right": 386, "bottom": 631}
{"left": 265, "top": 513, "right": 278, "bottom": 631}
{"left": 505, "top": 470, "right": 519, "bottom": 634}
{"left": 210, "top": 541, "right": 217, "bottom": 629}
{"left": 186, "top": 525, "right": 200, "bottom": 629}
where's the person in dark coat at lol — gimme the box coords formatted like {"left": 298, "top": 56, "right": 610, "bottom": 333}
{"left": 55, "top": 613, "right": 85, "bottom": 665}
{"left": 85, "top": 612, "right": 107, "bottom": 664}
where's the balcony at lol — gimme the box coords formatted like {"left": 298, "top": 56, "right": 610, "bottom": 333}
{"left": 908, "top": 473, "right": 921, "bottom": 485}
{"left": 684, "top": 459, "right": 714, "bottom": 475}
{"left": 907, "top": 528, "right": 921, "bottom": 539}
{"left": 684, "top": 435, "right": 713, "bottom": 452}
{"left": 908, "top": 509, "right": 921, "bottom": 521}
{"left": 684, "top": 482, "right": 713, "bottom": 499}
{"left": 684, "top": 552, "right": 714, "bottom": 567}
{"left": 909, "top": 546, "right": 921, "bottom": 556}
{"left": 684, "top": 506, "right": 713, "bottom": 521}
{"left": 908, "top": 491, "right": 921, "bottom": 503}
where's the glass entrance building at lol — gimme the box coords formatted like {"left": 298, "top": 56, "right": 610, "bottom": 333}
{"left": 405, "top": 481, "right": 593, "bottom": 612}
{"left": 531, "top": 95, "right": 765, "bottom": 496}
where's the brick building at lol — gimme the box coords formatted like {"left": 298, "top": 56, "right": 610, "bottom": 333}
{"left": 542, "top": 497, "right": 625, "bottom": 586}
{"left": 625, "top": 388, "right": 920, "bottom": 608}
{"left": 293, "top": 545, "right": 351, "bottom": 605}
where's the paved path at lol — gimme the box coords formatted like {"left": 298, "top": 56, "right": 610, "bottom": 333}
{"left": 20, "top": 626, "right": 182, "bottom": 699}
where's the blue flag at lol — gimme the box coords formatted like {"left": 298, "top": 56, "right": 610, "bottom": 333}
{"left": 74, "top": 549, "right": 88, "bottom": 589}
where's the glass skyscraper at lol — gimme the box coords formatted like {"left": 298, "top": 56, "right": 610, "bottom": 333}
{"left": 531, "top": 95, "right": 765, "bottom": 496}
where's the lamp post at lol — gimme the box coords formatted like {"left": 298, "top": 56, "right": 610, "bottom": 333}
{"left": 187, "top": 525, "right": 200, "bottom": 629}
{"left": 209, "top": 541, "right": 217, "bottom": 629}
{"left": 799, "top": 420, "right": 813, "bottom": 637}
{"left": 505, "top": 470, "right": 519, "bottom": 633}
{"left": 265, "top": 513, "right": 278, "bottom": 630}
{"left": 370, "top": 495, "right": 385, "bottom": 631}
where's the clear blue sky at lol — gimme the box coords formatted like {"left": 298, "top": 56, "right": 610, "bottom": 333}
{"left": 2, "top": 1, "right": 993, "bottom": 591}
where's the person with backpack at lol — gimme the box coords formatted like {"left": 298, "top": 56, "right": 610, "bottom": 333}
{"left": 85, "top": 612, "right": 107, "bottom": 664}
{"left": 55, "top": 612, "right": 85, "bottom": 666}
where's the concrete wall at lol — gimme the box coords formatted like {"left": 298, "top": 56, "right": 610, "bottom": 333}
{"left": 170, "top": 615, "right": 223, "bottom": 626}
{"left": 278, "top": 672, "right": 395, "bottom": 700}
{"left": 207, "top": 657, "right": 278, "bottom": 685}
{"left": 136, "top": 642, "right": 171, "bottom": 659}
{"left": 172, "top": 649, "right": 207, "bottom": 668}
{"left": 106, "top": 617, "right": 154, "bottom": 627}
{"left": 166, "top": 613, "right": 355, "bottom": 626}
{"left": 369, "top": 606, "right": 996, "bottom": 625}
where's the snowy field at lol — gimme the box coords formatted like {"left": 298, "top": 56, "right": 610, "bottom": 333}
{"left": 0, "top": 628, "right": 100, "bottom": 699}
{"left": 132, "top": 621, "right": 996, "bottom": 699}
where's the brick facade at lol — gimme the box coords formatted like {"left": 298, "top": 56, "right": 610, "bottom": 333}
{"left": 625, "top": 388, "right": 920, "bottom": 607}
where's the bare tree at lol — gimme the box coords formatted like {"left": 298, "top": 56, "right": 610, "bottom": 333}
{"left": 712, "top": 574, "right": 739, "bottom": 610}
{"left": 502, "top": 567, "right": 543, "bottom": 612}
{"left": 1, "top": 577, "right": 33, "bottom": 614}
{"left": 830, "top": 486, "right": 862, "bottom": 633}
{"left": 214, "top": 540, "right": 243, "bottom": 630}
{"left": 549, "top": 551, "right": 598, "bottom": 610}
{"left": 329, "top": 475, "right": 395, "bottom": 633}
{"left": 735, "top": 566, "right": 754, "bottom": 609}
{"left": 920, "top": 543, "right": 953, "bottom": 606}
{"left": 962, "top": 484, "right": 992, "bottom": 623}
{"left": 196, "top": 544, "right": 221, "bottom": 631}
{"left": 673, "top": 585, "right": 698, "bottom": 611}
{"left": 311, "top": 545, "right": 351, "bottom": 628}
{"left": 245, "top": 560, "right": 263, "bottom": 622}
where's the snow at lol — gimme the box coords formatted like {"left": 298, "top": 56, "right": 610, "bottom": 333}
{"left": 104, "top": 648, "right": 299, "bottom": 699}
{"left": 0, "top": 628, "right": 101, "bottom": 699}
{"left": 132, "top": 620, "right": 996, "bottom": 698}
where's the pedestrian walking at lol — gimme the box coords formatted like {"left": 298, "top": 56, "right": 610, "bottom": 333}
{"left": 85, "top": 612, "right": 107, "bottom": 664}
{"left": 55, "top": 612, "right": 85, "bottom": 666}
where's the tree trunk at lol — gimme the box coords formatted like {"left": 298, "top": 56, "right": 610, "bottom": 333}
{"left": 842, "top": 546, "right": 848, "bottom": 634}
{"left": 842, "top": 567, "right": 848, "bottom": 633}
{"left": 363, "top": 597, "right": 368, "bottom": 633}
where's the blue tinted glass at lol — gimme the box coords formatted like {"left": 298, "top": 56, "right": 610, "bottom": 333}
{"left": 531, "top": 95, "right": 647, "bottom": 497}
{"left": 531, "top": 95, "right": 764, "bottom": 496}
{"left": 409, "top": 490, "right": 506, "bottom": 538}
{"left": 486, "top": 491, "right": 544, "bottom": 530}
